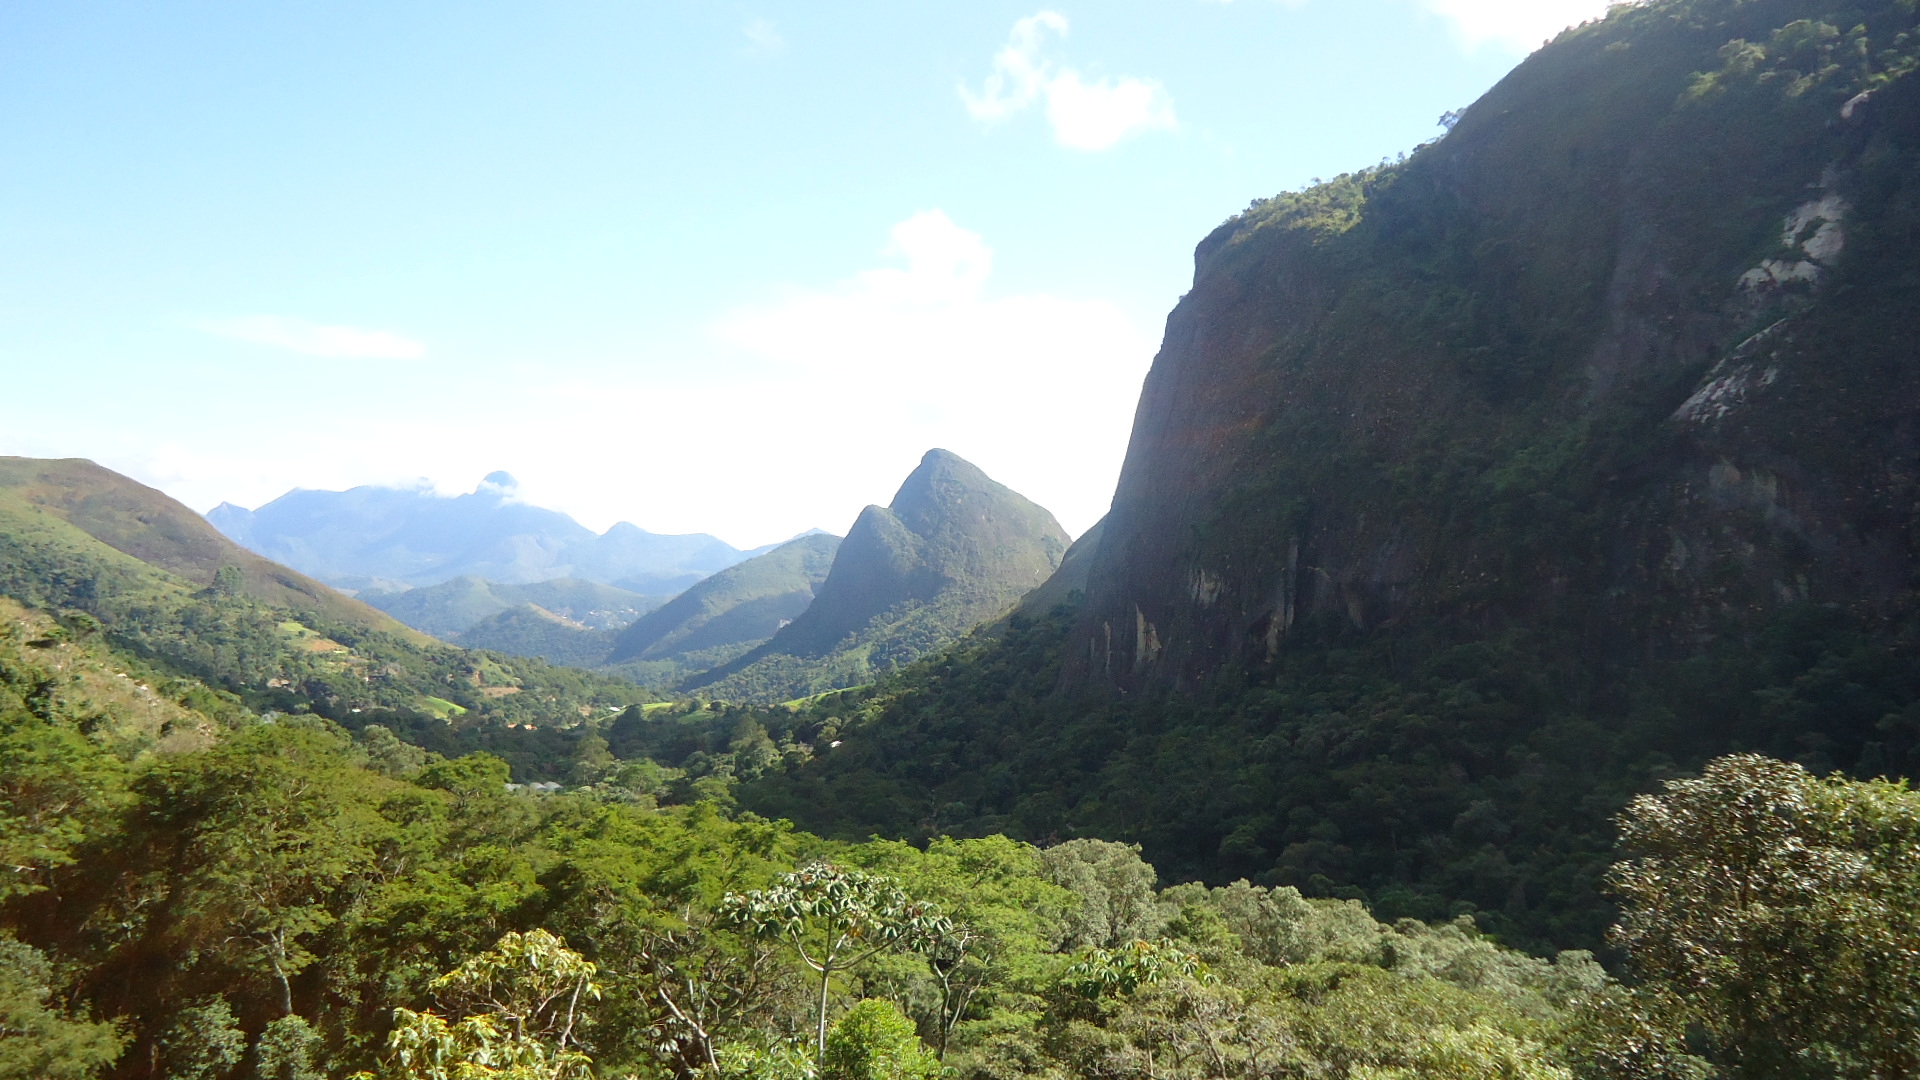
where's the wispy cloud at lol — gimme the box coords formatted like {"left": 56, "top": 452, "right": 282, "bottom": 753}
{"left": 195, "top": 315, "right": 427, "bottom": 359}
{"left": 1425, "top": 0, "right": 1614, "bottom": 54}
{"left": 961, "top": 12, "right": 1176, "bottom": 151}
{"left": 743, "top": 17, "right": 784, "bottom": 55}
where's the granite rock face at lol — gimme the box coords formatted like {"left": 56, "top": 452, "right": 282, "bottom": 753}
{"left": 1064, "top": 0, "right": 1920, "bottom": 689}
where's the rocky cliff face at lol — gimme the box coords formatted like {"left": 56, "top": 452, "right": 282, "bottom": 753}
{"left": 1068, "top": 0, "right": 1920, "bottom": 690}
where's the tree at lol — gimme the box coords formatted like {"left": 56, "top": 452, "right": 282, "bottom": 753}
{"left": 1609, "top": 754, "right": 1920, "bottom": 1079}
{"left": 820, "top": 1000, "right": 939, "bottom": 1080}
{"left": 252, "top": 1015, "right": 322, "bottom": 1080}
{"left": 358, "top": 930, "right": 602, "bottom": 1080}
{"left": 722, "top": 864, "right": 948, "bottom": 1056}
{"left": 1039, "top": 840, "right": 1164, "bottom": 950}
{"left": 158, "top": 998, "right": 245, "bottom": 1080}
{"left": 0, "top": 935, "right": 124, "bottom": 1080}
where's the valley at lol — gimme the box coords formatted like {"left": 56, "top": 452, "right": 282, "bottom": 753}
{"left": 5, "top": 0, "right": 1920, "bottom": 1077}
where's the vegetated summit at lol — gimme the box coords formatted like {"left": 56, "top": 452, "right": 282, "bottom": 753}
{"left": 686, "top": 448, "right": 1071, "bottom": 702}
{"left": 715, "top": 0, "right": 1920, "bottom": 949}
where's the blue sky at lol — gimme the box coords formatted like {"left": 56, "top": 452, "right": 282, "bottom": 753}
{"left": 1, "top": 0, "right": 1610, "bottom": 547}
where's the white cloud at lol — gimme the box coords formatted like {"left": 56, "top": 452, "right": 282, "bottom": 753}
{"left": 1425, "top": 0, "right": 1615, "bottom": 54}
{"left": 195, "top": 315, "right": 426, "bottom": 359}
{"left": 962, "top": 12, "right": 1176, "bottom": 151}
{"left": 706, "top": 210, "right": 1154, "bottom": 537}
{"left": 743, "top": 17, "right": 784, "bottom": 54}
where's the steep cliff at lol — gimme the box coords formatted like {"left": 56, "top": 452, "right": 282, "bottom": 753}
{"left": 1068, "top": 0, "right": 1920, "bottom": 691}
{"left": 723, "top": 0, "right": 1920, "bottom": 948}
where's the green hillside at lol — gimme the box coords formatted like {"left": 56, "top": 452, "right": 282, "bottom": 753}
{"left": 689, "top": 450, "right": 1069, "bottom": 702}
{"left": 5, "top": 578, "right": 1788, "bottom": 1080}
{"left": 0, "top": 457, "right": 654, "bottom": 738}
{"left": 455, "top": 604, "right": 619, "bottom": 668}
{"left": 0, "top": 457, "right": 420, "bottom": 639}
{"left": 362, "top": 576, "right": 664, "bottom": 639}
{"left": 602, "top": 531, "right": 841, "bottom": 686}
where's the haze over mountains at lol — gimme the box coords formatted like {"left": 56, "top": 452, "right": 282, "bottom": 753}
{"left": 208, "top": 472, "right": 780, "bottom": 596}
{"left": 200, "top": 450, "right": 1071, "bottom": 702}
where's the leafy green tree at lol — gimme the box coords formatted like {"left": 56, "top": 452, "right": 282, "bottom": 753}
{"left": 1059, "top": 938, "right": 1205, "bottom": 999}
{"left": 820, "top": 1000, "right": 939, "bottom": 1080}
{"left": 1351, "top": 1021, "right": 1571, "bottom": 1080}
{"left": 723, "top": 864, "right": 948, "bottom": 1056}
{"left": 158, "top": 998, "right": 246, "bottom": 1080}
{"left": 132, "top": 724, "right": 394, "bottom": 1015}
{"left": 1038, "top": 840, "right": 1165, "bottom": 950}
{"left": 252, "top": 1015, "right": 323, "bottom": 1080}
{"left": 0, "top": 935, "right": 124, "bottom": 1080}
{"left": 1610, "top": 754, "right": 1920, "bottom": 1078}
{"left": 359, "top": 930, "right": 602, "bottom": 1080}
{"left": 0, "top": 718, "right": 125, "bottom": 903}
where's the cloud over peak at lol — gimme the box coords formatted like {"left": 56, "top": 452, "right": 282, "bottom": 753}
{"left": 962, "top": 12, "right": 1176, "bottom": 151}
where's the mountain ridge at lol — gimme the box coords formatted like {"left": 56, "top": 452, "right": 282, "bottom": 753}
{"left": 689, "top": 449, "right": 1069, "bottom": 701}
{"left": 209, "top": 475, "right": 774, "bottom": 594}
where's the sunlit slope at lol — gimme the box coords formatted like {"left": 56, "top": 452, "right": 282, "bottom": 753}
{"left": 0, "top": 456, "right": 652, "bottom": 726}
{"left": 602, "top": 532, "right": 842, "bottom": 682}
{"left": 0, "top": 456, "right": 421, "bottom": 640}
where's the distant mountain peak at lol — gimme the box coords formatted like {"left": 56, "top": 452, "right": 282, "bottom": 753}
{"left": 477, "top": 471, "right": 520, "bottom": 497}
{"left": 686, "top": 449, "right": 1068, "bottom": 700}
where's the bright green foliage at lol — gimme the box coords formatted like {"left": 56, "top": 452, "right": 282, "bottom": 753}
{"left": 430, "top": 930, "right": 602, "bottom": 1053}
{"left": 723, "top": 864, "right": 952, "bottom": 1055}
{"left": 1352, "top": 1022, "right": 1571, "bottom": 1080}
{"left": 253, "top": 1014, "right": 324, "bottom": 1080}
{"left": 820, "top": 1000, "right": 940, "bottom": 1080}
{"left": 0, "top": 936, "right": 123, "bottom": 1080}
{"left": 159, "top": 998, "right": 247, "bottom": 1080}
{"left": 1059, "top": 939, "right": 1206, "bottom": 998}
{"left": 1610, "top": 754, "right": 1920, "bottom": 1078}
{"left": 365, "top": 931, "right": 601, "bottom": 1080}
{"left": 715, "top": 1039, "right": 818, "bottom": 1080}
{"left": 1039, "top": 839, "right": 1165, "bottom": 951}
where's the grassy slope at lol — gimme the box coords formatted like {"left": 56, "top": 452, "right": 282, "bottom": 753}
{"left": 0, "top": 458, "right": 656, "bottom": 740}
{"left": 0, "top": 457, "right": 423, "bottom": 640}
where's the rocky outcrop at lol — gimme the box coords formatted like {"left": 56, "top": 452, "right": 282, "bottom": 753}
{"left": 1063, "top": 0, "right": 1920, "bottom": 689}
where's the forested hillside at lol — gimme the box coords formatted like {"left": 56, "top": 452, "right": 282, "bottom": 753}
{"left": 4, "top": 550, "right": 1917, "bottom": 1079}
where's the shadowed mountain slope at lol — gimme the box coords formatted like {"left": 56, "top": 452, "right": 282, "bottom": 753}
{"left": 704, "top": 0, "right": 1920, "bottom": 948}
{"left": 689, "top": 450, "right": 1068, "bottom": 701}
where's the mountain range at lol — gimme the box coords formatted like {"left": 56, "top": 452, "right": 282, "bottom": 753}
{"left": 207, "top": 472, "right": 777, "bottom": 595}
